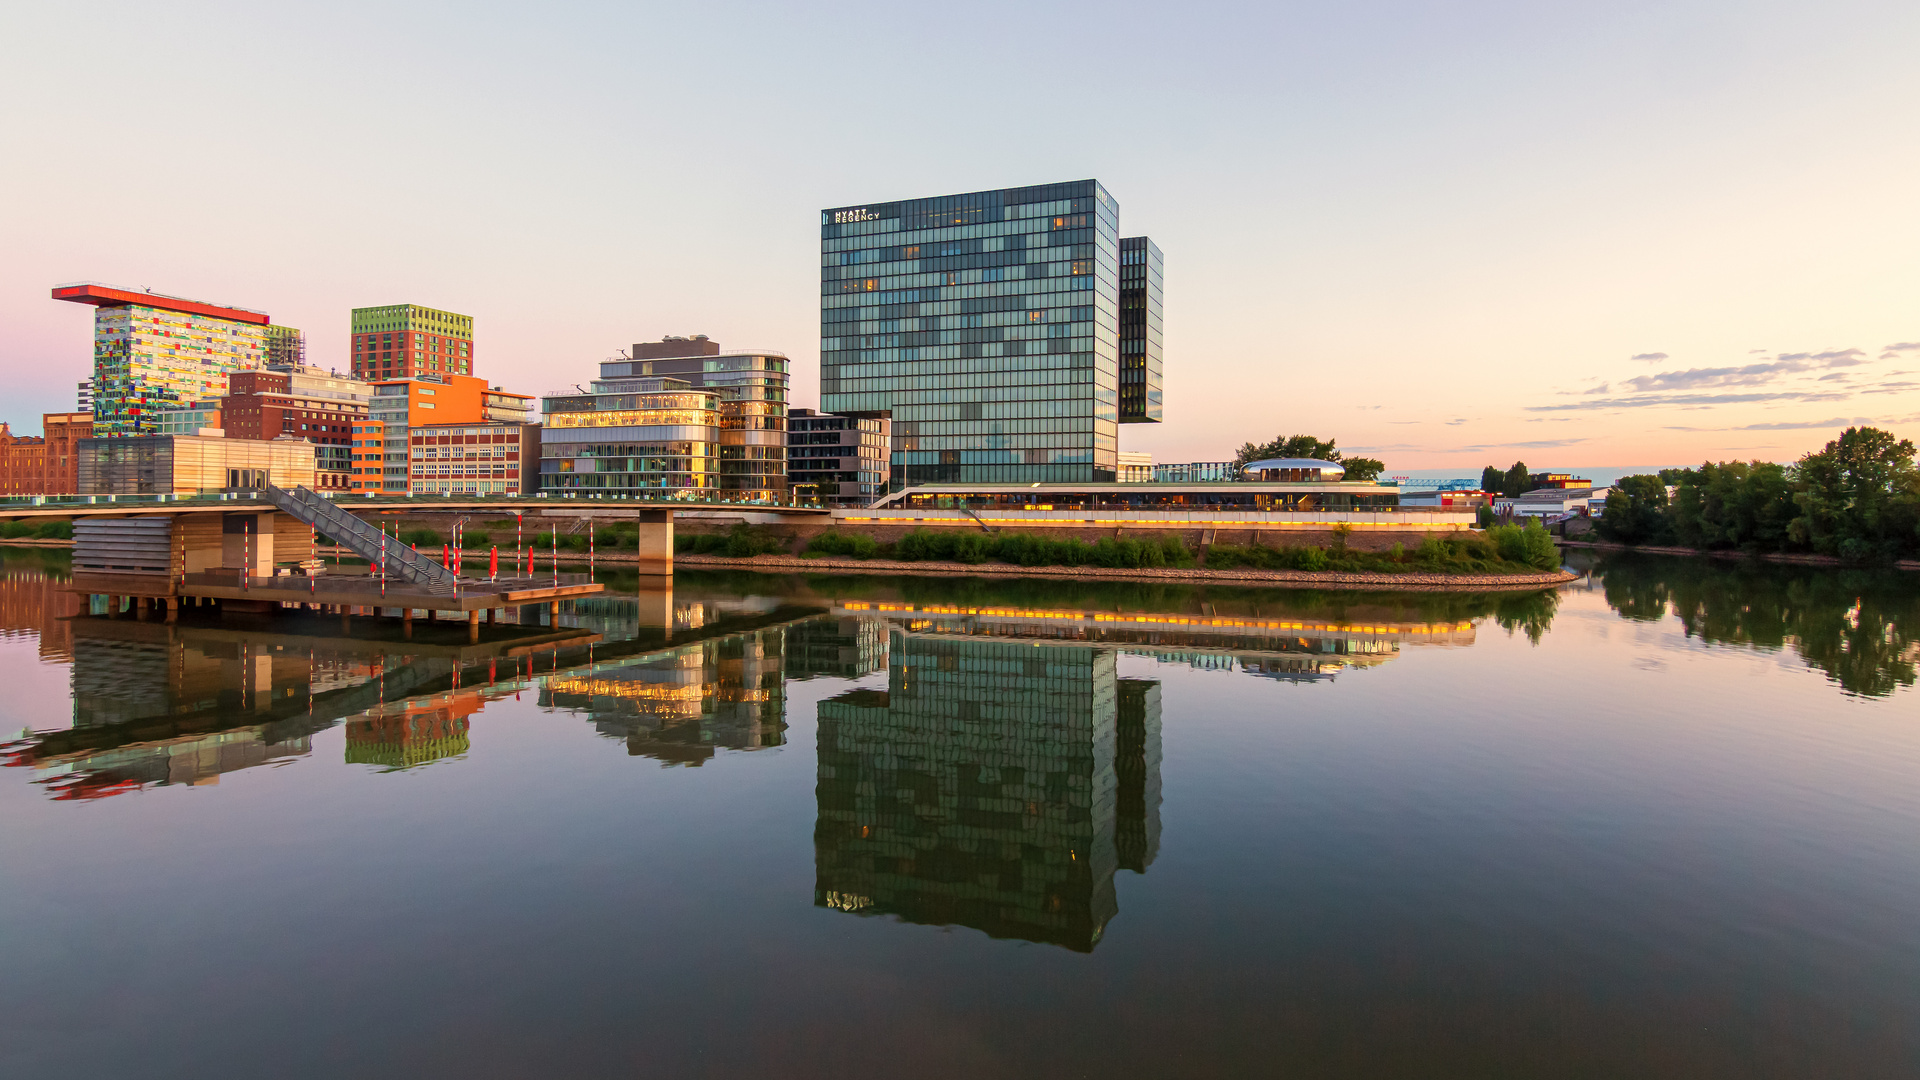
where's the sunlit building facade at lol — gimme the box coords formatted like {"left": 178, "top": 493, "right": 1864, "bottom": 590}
{"left": 539, "top": 375, "right": 720, "bottom": 497}
{"left": 350, "top": 303, "right": 474, "bottom": 381}
{"left": 821, "top": 180, "right": 1127, "bottom": 488}
{"left": 53, "top": 283, "right": 271, "bottom": 437}
{"left": 620, "top": 337, "right": 791, "bottom": 501}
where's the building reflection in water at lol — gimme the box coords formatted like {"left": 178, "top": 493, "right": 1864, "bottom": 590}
{"left": 814, "top": 628, "right": 1162, "bottom": 953}
{"left": 345, "top": 697, "right": 480, "bottom": 771}
{"left": 541, "top": 628, "right": 789, "bottom": 766}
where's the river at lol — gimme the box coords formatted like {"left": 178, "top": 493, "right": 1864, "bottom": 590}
{"left": 1, "top": 547, "right": 1915, "bottom": 1078}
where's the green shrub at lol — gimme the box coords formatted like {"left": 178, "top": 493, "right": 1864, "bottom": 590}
{"left": 0, "top": 521, "right": 34, "bottom": 539}
{"left": 460, "top": 530, "right": 491, "bottom": 549}
{"left": 34, "top": 521, "right": 70, "bottom": 540}
{"left": 806, "top": 530, "right": 884, "bottom": 559}
{"left": 398, "top": 527, "right": 440, "bottom": 547}
{"left": 677, "top": 523, "right": 786, "bottom": 558}
{"left": 1485, "top": 520, "right": 1560, "bottom": 570}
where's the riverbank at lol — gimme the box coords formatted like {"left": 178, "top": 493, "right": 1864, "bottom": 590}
{"left": 1558, "top": 539, "right": 1920, "bottom": 572}
{"left": 671, "top": 553, "right": 1578, "bottom": 591}
{"left": 306, "top": 544, "right": 1578, "bottom": 591}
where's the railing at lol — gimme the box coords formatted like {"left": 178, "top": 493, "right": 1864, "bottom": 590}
{"left": 265, "top": 485, "right": 460, "bottom": 594}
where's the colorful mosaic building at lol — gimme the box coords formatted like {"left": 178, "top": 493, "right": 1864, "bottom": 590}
{"left": 53, "top": 283, "right": 273, "bottom": 437}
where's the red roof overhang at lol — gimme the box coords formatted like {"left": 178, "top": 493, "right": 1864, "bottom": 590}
{"left": 51, "top": 283, "right": 271, "bottom": 325}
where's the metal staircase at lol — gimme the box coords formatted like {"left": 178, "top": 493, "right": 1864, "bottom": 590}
{"left": 265, "top": 485, "right": 461, "bottom": 594}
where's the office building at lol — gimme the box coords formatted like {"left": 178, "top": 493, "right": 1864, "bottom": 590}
{"left": 221, "top": 365, "right": 371, "bottom": 491}
{"left": 350, "top": 303, "right": 474, "bottom": 381}
{"left": 821, "top": 179, "right": 1143, "bottom": 488}
{"left": 1118, "top": 236, "right": 1164, "bottom": 424}
{"left": 348, "top": 419, "right": 385, "bottom": 494}
{"left": 53, "top": 283, "right": 271, "bottom": 437}
{"left": 539, "top": 375, "right": 721, "bottom": 498}
{"left": 621, "top": 337, "right": 790, "bottom": 500}
{"left": 76, "top": 380, "right": 92, "bottom": 413}
{"left": 151, "top": 404, "right": 224, "bottom": 436}
{"left": 1116, "top": 450, "right": 1153, "bottom": 482}
{"left": 407, "top": 421, "right": 540, "bottom": 495}
{"left": 788, "top": 408, "right": 889, "bottom": 506}
{"left": 76, "top": 433, "right": 316, "bottom": 495}
{"left": 366, "top": 374, "right": 534, "bottom": 493}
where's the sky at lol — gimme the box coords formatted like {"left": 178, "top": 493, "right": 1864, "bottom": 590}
{"left": 2, "top": 0, "right": 1917, "bottom": 473}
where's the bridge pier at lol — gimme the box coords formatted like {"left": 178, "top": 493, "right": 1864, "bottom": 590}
{"left": 635, "top": 509, "right": 673, "bottom": 576}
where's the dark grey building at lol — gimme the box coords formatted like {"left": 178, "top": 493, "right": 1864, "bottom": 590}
{"left": 788, "top": 408, "right": 889, "bottom": 506}
{"left": 821, "top": 180, "right": 1153, "bottom": 488}
{"left": 1119, "top": 236, "right": 1164, "bottom": 424}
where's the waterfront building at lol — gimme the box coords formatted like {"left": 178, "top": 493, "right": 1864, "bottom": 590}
{"left": 814, "top": 629, "right": 1161, "bottom": 952}
{"left": 221, "top": 366, "right": 372, "bottom": 492}
{"left": 76, "top": 380, "right": 92, "bottom": 413}
{"left": 539, "top": 375, "right": 720, "bottom": 498}
{"left": 1153, "top": 461, "right": 1235, "bottom": 483}
{"left": 1241, "top": 456, "right": 1345, "bottom": 482}
{"left": 1116, "top": 450, "right": 1153, "bottom": 483}
{"left": 788, "top": 408, "right": 889, "bottom": 506}
{"left": 406, "top": 421, "right": 540, "bottom": 495}
{"left": 366, "top": 374, "right": 533, "bottom": 493}
{"left": 348, "top": 419, "right": 385, "bottom": 494}
{"left": 53, "top": 283, "right": 272, "bottom": 437}
{"left": 620, "top": 337, "right": 790, "bottom": 500}
{"left": 1495, "top": 486, "right": 1612, "bottom": 519}
{"left": 821, "top": 180, "right": 1136, "bottom": 488}
{"left": 1529, "top": 471, "right": 1593, "bottom": 490}
{"left": 0, "top": 425, "right": 46, "bottom": 495}
{"left": 349, "top": 303, "right": 474, "bottom": 381}
{"left": 42, "top": 413, "right": 94, "bottom": 495}
{"left": 75, "top": 432, "right": 316, "bottom": 495}
{"left": 151, "top": 404, "right": 223, "bottom": 437}
{"left": 1118, "top": 236, "right": 1163, "bottom": 423}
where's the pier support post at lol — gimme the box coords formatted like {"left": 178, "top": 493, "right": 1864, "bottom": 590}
{"left": 135, "top": 596, "right": 149, "bottom": 620}
{"left": 467, "top": 609, "right": 479, "bottom": 643}
{"left": 165, "top": 597, "right": 178, "bottom": 623}
{"left": 486, "top": 608, "right": 496, "bottom": 625}
{"left": 634, "top": 509, "right": 673, "bottom": 576}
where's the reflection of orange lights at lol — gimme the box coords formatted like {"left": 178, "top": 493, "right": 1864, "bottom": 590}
{"left": 844, "top": 601, "right": 1469, "bottom": 636}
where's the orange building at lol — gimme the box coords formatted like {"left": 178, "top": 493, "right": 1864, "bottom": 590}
{"left": 365, "top": 375, "right": 536, "bottom": 494}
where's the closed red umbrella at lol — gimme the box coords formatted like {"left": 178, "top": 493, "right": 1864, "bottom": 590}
{"left": 443, "top": 543, "right": 451, "bottom": 570}
{"left": 489, "top": 546, "right": 498, "bottom": 581}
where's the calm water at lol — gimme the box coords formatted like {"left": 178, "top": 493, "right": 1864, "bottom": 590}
{"left": 2, "top": 547, "right": 1917, "bottom": 1078}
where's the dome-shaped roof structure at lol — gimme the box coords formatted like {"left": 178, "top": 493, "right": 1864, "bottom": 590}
{"left": 1241, "top": 457, "right": 1346, "bottom": 480}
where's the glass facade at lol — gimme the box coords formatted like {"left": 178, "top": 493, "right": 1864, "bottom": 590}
{"left": 540, "top": 376, "right": 722, "bottom": 497}
{"left": 787, "top": 408, "right": 889, "bottom": 506}
{"left": 1118, "top": 237, "right": 1163, "bottom": 423}
{"left": 820, "top": 180, "right": 1126, "bottom": 487}
{"left": 615, "top": 346, "right": 790, "bottom": 501}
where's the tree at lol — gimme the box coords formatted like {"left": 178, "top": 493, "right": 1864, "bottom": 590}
{"left": 1234, "top": 434, "right": 1341, "bottom": 467}
{"left": 1502, "top": 461, "right": 1532, "bottom": 498}
{"left": 1790, "top": 426, "right": 1920, "bottom": 561}
{"left": 1480, "top": 465, "right": 1504, "bottom": 494}
{"left": 1341, "top": 456, "right": 1386, "bottom": 482}
{"left": 1596, "top": 474, "right": 1672, "bottom": 545}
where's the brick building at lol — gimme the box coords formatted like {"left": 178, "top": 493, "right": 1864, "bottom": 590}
{"left": 220, "top": 366, "right": 371, "bottom": 491}
{"left": 0, "top": 424, "right": 47, "bottom": 495}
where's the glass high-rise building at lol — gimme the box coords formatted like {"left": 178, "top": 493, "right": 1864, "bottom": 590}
{"left": 1118, "top": 236, "right": 1163, "bottom": 424}
{"left": 820, "top": 180, "right": 1132, "bottom": 486}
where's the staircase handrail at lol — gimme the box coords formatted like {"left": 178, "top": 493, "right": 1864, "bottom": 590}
{"left": 266, "top": 485, "right": 460, "bottom": 593}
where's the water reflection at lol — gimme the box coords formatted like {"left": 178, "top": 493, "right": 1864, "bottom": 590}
{"left": 815, "top": 631, "right": 1161, "bottom": 952}
{"left": 542, "top": 628, "right": 790, "bottom": 765}
{"left": 1591, "top": 554, "right": 1920, "bottom": 697}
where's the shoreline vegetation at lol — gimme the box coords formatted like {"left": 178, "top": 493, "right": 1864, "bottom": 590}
{"left": 1595, "top": 426, "right": 1920, "bottom": 564}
